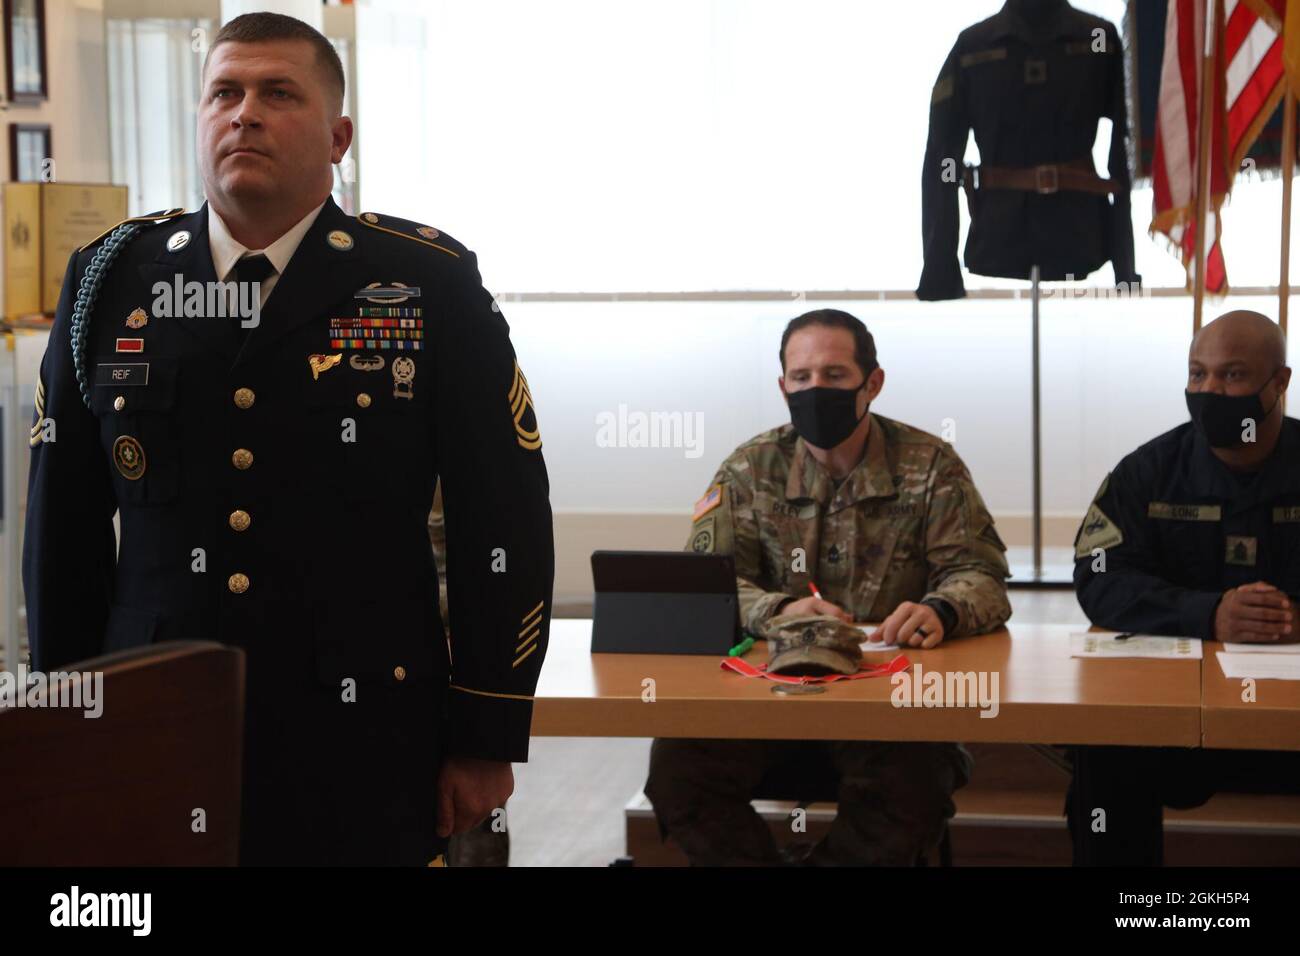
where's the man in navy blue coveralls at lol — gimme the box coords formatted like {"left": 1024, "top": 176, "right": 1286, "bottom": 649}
{"left": 1068, "top": 310, "right": 1300, "bottom": 866}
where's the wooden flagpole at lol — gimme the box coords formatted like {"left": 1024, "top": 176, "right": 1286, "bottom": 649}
{"left": 1193, "top": 0, "right": 1219, "bottom": 332}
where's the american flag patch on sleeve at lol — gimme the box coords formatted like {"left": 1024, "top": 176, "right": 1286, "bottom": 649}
{"left": 693, "top": 483, "right": 723, "bottom": 521}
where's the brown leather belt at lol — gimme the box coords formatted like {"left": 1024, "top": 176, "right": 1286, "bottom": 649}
{"left": 964, "top": 159, "right": 1114, "bottom": 197}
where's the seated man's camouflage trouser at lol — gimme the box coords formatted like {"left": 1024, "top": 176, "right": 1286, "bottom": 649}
{"left": 645, "top": 738, "right": 972, "bottom": 865}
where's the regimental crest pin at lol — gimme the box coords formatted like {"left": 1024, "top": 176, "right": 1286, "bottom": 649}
{"left": 125, "top": 307, "right": 149, "bottom": 330}
{"left": 392, "top": 356, "right": 415, "bottom": 399}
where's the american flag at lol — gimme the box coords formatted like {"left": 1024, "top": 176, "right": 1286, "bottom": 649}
{"left": 1150, "top": 0, "right": 1289, "bottom": 293}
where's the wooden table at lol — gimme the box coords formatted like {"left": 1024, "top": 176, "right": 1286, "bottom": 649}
{"left": 1201, "top": 641, "right": 1300, "bottom": 751}
{"left": 532, "top": 621, "right": 1203, "bottom": 746}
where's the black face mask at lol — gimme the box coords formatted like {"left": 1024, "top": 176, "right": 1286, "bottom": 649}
{"left": 785, "top": 383, "right": 867, "bottom": 450}
{"left": 1185, "top": 374, "right": 1281, "bottom": 448}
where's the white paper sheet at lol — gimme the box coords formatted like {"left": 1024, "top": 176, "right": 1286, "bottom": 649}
{"left": 1216, "top": 652, "right": 1300, "bottom": 681}
{"left": 859, "top": 639, "right": 897, "bottom": 653}
{"left": 1215, "top": 641, "right": 1300, "bottom": 654}
{"left": 1069, "top": 632, "right": 1202, "bottom": 660}
{"left": 856, "top": 624, "right": 916, "bottom": 653}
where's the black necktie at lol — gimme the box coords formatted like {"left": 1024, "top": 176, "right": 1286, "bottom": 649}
{"left": 228, "top": 253, "right": 277, "bottom": 343}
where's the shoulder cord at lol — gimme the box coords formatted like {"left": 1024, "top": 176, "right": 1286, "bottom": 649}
{"left": 71, "top": 222, "right": 145, "bottom": 409}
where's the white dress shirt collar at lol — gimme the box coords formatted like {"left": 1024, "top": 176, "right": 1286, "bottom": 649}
{"left": 207, "top": 199, "right": 328, "bottom": 282}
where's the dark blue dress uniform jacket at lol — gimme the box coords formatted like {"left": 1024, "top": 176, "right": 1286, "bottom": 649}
{"left": 23, "top": 197, "right": 555, "bottom": 865}
{"left": 1073, "top": 419, "right": 1300, "bottom": 638}
{"left": 918, "top": 1, "right": 1141, "bottom": 300}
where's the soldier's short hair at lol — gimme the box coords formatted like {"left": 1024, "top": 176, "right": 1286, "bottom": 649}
{"left": 779, "top": 309, "right": 879, "bottom": 378}
{"left": 205, "top": 12, "right": 345, "bottom": 113}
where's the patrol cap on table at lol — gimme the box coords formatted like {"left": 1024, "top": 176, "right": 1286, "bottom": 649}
{"left": 758, "top": 614, "right": 863, "bottom": 676}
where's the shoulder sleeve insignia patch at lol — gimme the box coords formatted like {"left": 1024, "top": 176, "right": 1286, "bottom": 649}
{"left": 690, "top": 517, "right": 716, "bottom": 553}
{"left": 931, "top": 74, "right": 955, "bottom": 105}
{"left": 1075, "top": 502, "right": 1123, "bottom": 560}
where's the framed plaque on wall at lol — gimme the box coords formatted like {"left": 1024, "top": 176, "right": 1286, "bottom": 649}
{"left": 4, "top": 0, "right": 49, "bottom": 105}
{"left": 8, "top": 123, "right": 50, "bottom": 181}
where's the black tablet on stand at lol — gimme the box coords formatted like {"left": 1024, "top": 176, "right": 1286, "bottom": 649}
{"left": 590, "top": 550, "right": 741, "bottom": 655}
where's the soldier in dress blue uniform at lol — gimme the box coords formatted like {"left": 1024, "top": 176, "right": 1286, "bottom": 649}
{"left": 22, "top": 12, "right": 554, "bottom": 865}
{"left": 1068, "top": 310, "right": 1300, "bottom": 865}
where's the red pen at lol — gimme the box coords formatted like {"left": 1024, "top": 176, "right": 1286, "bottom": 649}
{"left": 810, "top": 580, "right": 855, "bottom": 626}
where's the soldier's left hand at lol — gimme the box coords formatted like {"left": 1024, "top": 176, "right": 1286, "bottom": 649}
{"left": 436, "top": 756, "right": 515, "bottom": 837}
{"left": 874, "top": 602, "right": 945, "bottom": 649}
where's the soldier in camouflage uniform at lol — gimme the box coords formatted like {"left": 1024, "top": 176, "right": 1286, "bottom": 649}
{"left": 428, "top": 483, "right": 511, "bottom": 867}
{"left": 644, "top": 309, "right": 1011, "bottom": 866}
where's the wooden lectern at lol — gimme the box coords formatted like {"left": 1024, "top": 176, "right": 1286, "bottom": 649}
{"left": 0, "top": 641, "right": 245, "bottom": 865}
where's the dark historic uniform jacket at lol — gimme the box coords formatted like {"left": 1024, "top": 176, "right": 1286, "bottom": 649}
{"left": 1072, "top": 419, "right": 1300, "bottom": 638}
{"left": 918, "top": 0, "right": 1141, "bottom": 300}
{"left": 23, "top": 197, "right": 555, "bottom": 865}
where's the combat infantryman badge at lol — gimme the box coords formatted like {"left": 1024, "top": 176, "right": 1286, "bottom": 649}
{"left": 113, "top": 435, "right": 146, "bottom": 480}
{"left": 355, "top": 282, "right": 421, "bottom": 304}
{"left": 309, "top": 353, "right": 343, "bottom": 380}
{"left": 392, "top": 356, "right": 415, "bottom": 399}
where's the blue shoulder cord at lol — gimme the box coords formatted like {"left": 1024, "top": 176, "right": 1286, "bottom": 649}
{"left": 71, "top": 221, "right": 144, "bottom": 409}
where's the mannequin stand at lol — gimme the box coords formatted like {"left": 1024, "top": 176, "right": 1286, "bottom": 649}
{"left": 1009, "top": 265, "right": 1074, "bottom": 587}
